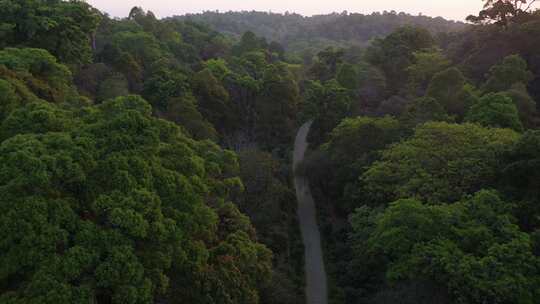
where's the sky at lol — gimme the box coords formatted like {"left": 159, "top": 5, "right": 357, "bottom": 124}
{"left": 86, "top": 0, "right": 488, "bottom": 22}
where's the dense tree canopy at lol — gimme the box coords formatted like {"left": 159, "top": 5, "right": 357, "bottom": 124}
{"left": 300, "top": 79, "right": 351, "bottom": 142}
{"left": 0, "top": 94, "right": 272, "bottom": 304}
{"left": 0, "top": 0, "right": 101, "bottom": 65}
{"left": 466, "top": 92, "right": 524, "bottom": 131}
{"left": 483, "top": 54, "right": 534, "bottom": 93}
{"left": 2, "top": 1, "right": 540, "bottom": 304}
{"left": 366, "top": 26, "right": 435, "bottom": 95}
{"left": 0, "top": 47, "right": 78, "bottom": 105}
{"left": 351, "top": 190, "right": 540, "bottom": 304}
{"left": 406, "top": 50, "right": 451, "bottom": 97}
{"left": 362, "top": 122, "right": 519, "bottom": 204}
{"left": 179, "top": 11, "right": 464, "bottom": 56}
{"left": 425, "top": 67, "right": 478, "bottom": 120}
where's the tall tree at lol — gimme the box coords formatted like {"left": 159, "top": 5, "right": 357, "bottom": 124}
{"left": 255, "top": 64, "right": 300, "bottom": 148}
{"left": 0, "top": 95, "right": 272, "bottom": 304}
{"left": 504, "top": 83, "right": 537, "bottom": 128}
{"left": 483, "top": 54, "right": 534, "bottom": 93}
{"left": 192, "top": 68, "right": 236, "bottom": 134}
{"left": 467, "top": 0, "right": 538, "bottom": 26}
{"left": 362, "top": 122, "right": 519, "bottom": 204}
{"left": 466, "top": 92, "right": 524, "bottom": 132}
{"left": 351, "top": 190, "right": 540, "bottom": 304}
{"left": 501, "top": 130, "right": 540, "bottom": 231}
{"left": 406, "top": 50, "right": 451, "bottom": 97}
{"left": 401, "top": 97, "right": 452, "bottom": 128}
{"left": 308, "top": 47, "right": 345, "bottom": 82}
{"left": 366, "top": 26, "right": 435, "bottom": 95}
{"left": 426, "top": 68, "right": 478, "bottom": 120}
{"left": 0, "top": 0, "right": 102, "bottom": 65}
{"left": 300, "top": 80, "right": 351, "bottom": 142}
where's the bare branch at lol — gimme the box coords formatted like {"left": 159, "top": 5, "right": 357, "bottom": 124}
{"left": 524, "top": 0, "right": 537, "bottom": 11}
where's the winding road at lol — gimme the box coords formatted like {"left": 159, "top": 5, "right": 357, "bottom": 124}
{"left": 293, "top": 121, "right": 328, "bottom": 304}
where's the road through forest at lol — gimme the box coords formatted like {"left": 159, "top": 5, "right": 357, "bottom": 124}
{"left": 293, "top": 121, "right": 328, "bottom": 304}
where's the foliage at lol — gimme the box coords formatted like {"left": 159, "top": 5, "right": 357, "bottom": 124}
{"left": 355, "top": 62, "right": 388, "bottom": 110}
{"left": 375, "top": 95, "right": 410, "bottom": 117}
{"left": 179, "top": 11, "right": 464, "bottom": 55}
{"left": 504, "top": 83, "right": 537, "bottom": 128}
{"left": 192, "top": 68, "right": 235, "bottom": 134}
{"left": 308, "top": 47, "right": 345, "bottom": 82}
{"left": 466, "top": 92, "right": 524, "bottom": 131}
{"left": 305, "top": 116, "right": 401, "bottom": 213}
{"left": 300, "top": 80, "right": 351, "bottom": 142}
{"left": 406, "top": 50, "right": 451, "bottom": 96}
{"left": 352, "top": 190, "right": 540, "bottom": 304}
{"left": 0, "top": 47, "right": 77, "bottom": 105}
{"left": 0, "top": 95, "right": 272, "bottom": 303}
{"left": 0, "top": 0, "right": 102, "bottom": 65}
{"left": 501, "top": 130, "right": 540, "bottom": 231}
{"left": 255, "top": 63, "right": 300, "bottom": 148}
{"left": 483, "top": 54, "right": 534, "bottom": 92}
{"left": 2, "top": 2, "right": 540, "bottom": 304}
{"left": 401, "top": 96, "right": 452, "bottom": 128}
{"left": 336, "top": 63, "right": 359, "bottom": 90}
{"left": 366, "top": 26, "right": 435, "bottom": 95}
{"left": 426, "top": 67, "right": 478, "bottom": 120}
{"left": 362, "top": 122, "right": 519, "bottom": 204}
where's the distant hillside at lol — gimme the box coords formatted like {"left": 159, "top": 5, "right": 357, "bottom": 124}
{"left": 174, "top": 11, "right": 467, "bottom": 53}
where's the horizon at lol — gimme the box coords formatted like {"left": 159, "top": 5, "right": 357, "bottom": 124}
{"left": 86, "top": 0, "right": 490, "bottom": 22}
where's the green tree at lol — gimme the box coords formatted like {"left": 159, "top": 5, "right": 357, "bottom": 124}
{"left": 137, "top": 66, "right": 218, "bottom": 141}
{"left": 162, "top": 95, "right": 218, "bottom": 141}
{"left": 1, "top": 101, "right": 73, "bottom": 140}
{"left": 362, "top": 122, "right": 519, "bottom": 204}
{"left": 466, "top": 92, "right": 524, "bottom": 132}
{"left": 0, "top": 0, "right": 101, "bottom": 65}
{"left": 300, "top": 80, "right": 351, "bottom": 142}
{"left": 375, "top": 95, "right": 410, "bottom": 117}
{"left": 426, "top": 67, "right": 478, "bottom": 120}
{"left": 366, "top": 26, "right": 434, "bottom": 95}
{"left": 401, "top": 96, "right": 452, "bottom": 128}
{"left": 336, "top": 63, "right": 359, "bottom": 90}
{"left": 222, "top": 73, "right": 261, "bottom": 145}
{"left": 268, "top": 41, "right": 286, "bottom": 61}
{"left": 355, "top": 62, "right": 387, "bottom": 110}
{"left": 0, "top": 95, "right": 272, "bottom": 303}
{"left": 96, "top": 73, "right": 129, "bottom": 102}
{"left": 128, "top": 7, "right": 159, "bottom": 34}
{"left": 504, "top": 83, "right": 537, "bottom": 128}
{"left": 232, "top": 31, "right": 268, "bottom": 55}
{"left": 309, "top": 47, "right": 345, "bottom": 81}
{"left": 0, "top": 79, "right": 20, "bottom": 122}
{"left": 323, "top": 116, "right": 402, "bottom": 212}
{"left": 483, "top": 54, "right": 534, "bottom": 93}
{"left": 0, "top": 48, "right": 78, "bottom": 104}
{"left": 192, "top": 68, "right": 236, "bottom": 134}
{"left": 501, "top": 130, "right": 540, "bottom": 231}
{"left": 406, "top": 50, "right": 451, "bottom": 97}
{"left": 354, "top": 190, "right": 540, "bottom": 304}
{"left": 255, "top": 64, "right": 300, "bottom": 148}
{"left": 204, "top": 58, "right": 232, "bottom": 81}
{"left": 99, "top": 30, "right": 165, "bottom": 92}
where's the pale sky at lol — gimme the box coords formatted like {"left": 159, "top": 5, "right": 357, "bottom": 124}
{"left": 86, "top": 0, "right": 489, "bottom": 21}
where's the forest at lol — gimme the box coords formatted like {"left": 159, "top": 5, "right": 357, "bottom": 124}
{"left": 176, "top": 11, "right": 465, "bottom": 58}
{"left": 0, "top": 0, "right": 539, "bottom": 303}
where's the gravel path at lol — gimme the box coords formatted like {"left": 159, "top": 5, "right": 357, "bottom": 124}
{"left": 293, "top": 121, "right": 328, "bottom": 304}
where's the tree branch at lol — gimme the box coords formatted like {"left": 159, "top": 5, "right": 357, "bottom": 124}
{"left": 524, "top": 0, "right": 537, "bottom": 11}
